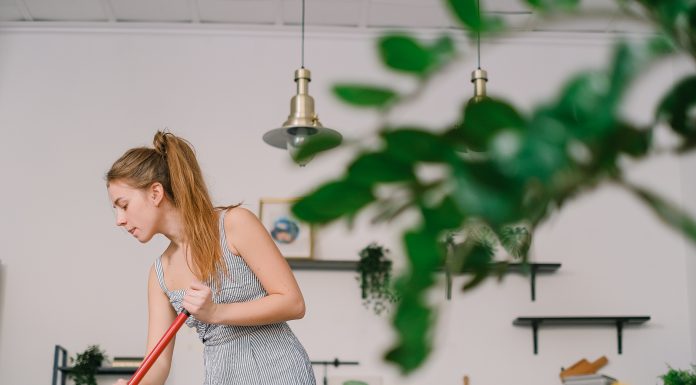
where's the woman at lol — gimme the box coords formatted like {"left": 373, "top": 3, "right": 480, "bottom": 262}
{"left": 106, "top": 131, "right": 316, "bottom": 385}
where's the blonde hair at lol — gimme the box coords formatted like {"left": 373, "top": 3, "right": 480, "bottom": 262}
{"left": 106, "top": 131, "right": 232, "bottom": 288}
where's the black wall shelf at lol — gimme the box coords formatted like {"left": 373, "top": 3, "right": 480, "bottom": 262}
{"left": 288, "top": 259, "right": 560, "bottom": 302}
{"left": 287, "top": 259, "right": 358, "bottom": 271}
{"left": 513, "top": 316, "right": 651, "bottom": 355}
{"left": 444, "top": 262, "right": 560, "bottom": 301}
{"left": 53, "top": 345, "right": 137, "bottom": 385}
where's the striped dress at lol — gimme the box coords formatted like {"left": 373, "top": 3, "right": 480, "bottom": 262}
{"left": 154, "top": 211, "right": 316, "bottom": 385}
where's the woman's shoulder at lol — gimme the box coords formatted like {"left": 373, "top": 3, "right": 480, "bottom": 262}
{"left": 221, "top": 206, "right": 260, "bottom": 256}
{"left": 222, "top": 205, "right": 259, "bottom": 228}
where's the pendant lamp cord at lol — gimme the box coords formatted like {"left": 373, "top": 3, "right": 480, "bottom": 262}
{"left": 476, "top": 0, "right": 481, "bottom": 69}
{"left": 301, "top": 0, "right": 306, "bottom": 69}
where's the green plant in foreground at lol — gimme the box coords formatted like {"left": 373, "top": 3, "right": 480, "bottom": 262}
{"left": 293, "top": 0, "right": 696, "bottom": 374}
{"left": 70, "top": 345, "right": 107, "bottom": 385}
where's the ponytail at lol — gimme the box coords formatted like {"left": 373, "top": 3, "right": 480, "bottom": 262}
{"left": 157, "top": 132, "right": 228, "bottom": 288}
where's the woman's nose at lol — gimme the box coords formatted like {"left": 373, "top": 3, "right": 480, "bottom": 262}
{"left": 115, "top": 212, "right": 127, "bottom": 226}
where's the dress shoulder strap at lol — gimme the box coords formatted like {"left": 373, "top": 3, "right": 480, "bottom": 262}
{"left": 153, "top": 256, "right": 170, "bottom": 294}
{"left": 217, "top": 208, "right": 241, "bottom": 258}
{"left": 218, "top": 209, "right": 228, "bottom": 247}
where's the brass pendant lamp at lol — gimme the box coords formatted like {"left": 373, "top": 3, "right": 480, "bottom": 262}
{"left": 263, "top": 0, "right": 342, "bottom": 167}
{"left": 470, "top": 0, "right": 488, "bottom": 104}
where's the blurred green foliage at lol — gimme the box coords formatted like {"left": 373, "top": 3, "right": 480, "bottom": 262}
{"left": 293, "top": 0, "right": 696, "bottom": 373}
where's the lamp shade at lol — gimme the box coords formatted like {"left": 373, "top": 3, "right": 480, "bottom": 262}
{"left": 263, "top": 68, "right": 342, "bottom": 165}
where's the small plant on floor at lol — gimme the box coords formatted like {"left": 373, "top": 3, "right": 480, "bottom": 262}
{"left": 661, "top": 365, "right": 696, "bottom": 385}
{"left": 70, "top": 345, "right": 108, "bottom": 385}
{"left": 357, "top": 242, "right": 398, "bottom": 315}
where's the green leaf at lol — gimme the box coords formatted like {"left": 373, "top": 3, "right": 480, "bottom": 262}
{"left": 543, "top": 38, "right": 671, "bottom": 146}
{"left": 421, "top": 196, "right": 464, "bottom": 231}
{"left": 657, "top": 75, "right": 696, "bottom": 138}
{"left": 347, "top": 152, "right": 415, "bottom": 186}
{"left": 403, "top": 228, "right": 443, "bottom": 273}
{"left": 333, "top": 84, "right": 400, "bottom": 108}
{"left": 550, "top": 71, "right": 614, "bottom": 141}
{"left": 607, "top": 42, "right": 638, "bottom": 105}
{"left": 465, "top": 160, "right": 520, "bottom": 193}
{"left": 607, "top": 38, "right": 673, "bottom": 105}
{"left": 498, "top": 114, "right": 571, "bottom": 183}
{"left": 291, "top": 130, "right": 343, "bottom": 164}
{"left": 626, "top": 183, "right": 696, "bottom": 245}
{"left": 384, "top": 228, "right": 439, "bottom": 373}
{"left": 383, "top": 129, "right": 454, "bottom": 163}
{"left": 378, "top": 34, "right": 433, "bottom": 76}
{"left": 523, "top": 0, "right": 580, "bottom": 12}
{"left": 430, "top": 34, "right": 456, "bottom": 59}
{"left": 450, "top": 160, "right": 524, "bottom": 226}
{"left": 384, "top": 294, "right": 432, "bottom": 373}
{"left": 459, "top": 98, "right": 526, "bottom": 150}
{"left": 292, "top": 180, "right": 375, "bottom": 224}
{"left": 611, "top": 123, "right": 652, "bottom": 158}
{"left": 639, "top": 0, "right": 693, "bottom": 32}
{"left": 445, "top": 0, "right": 504, "bottom": 32}
{"left": 646, "top": 34, "right": 677, "bottom": 57}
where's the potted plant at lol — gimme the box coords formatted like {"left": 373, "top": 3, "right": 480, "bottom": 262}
{"left": 70, "top": 345, "right": 108, "bottom": 385}
{"left": 661, "top": 366, "right": 696, "bottom": 385}
{"left": 357, "top": 242, "right": 398, "bottom": 315}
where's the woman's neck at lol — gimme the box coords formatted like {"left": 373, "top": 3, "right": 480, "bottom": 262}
{"left": 159, "top": 203, "right": 188, "bottom": 248}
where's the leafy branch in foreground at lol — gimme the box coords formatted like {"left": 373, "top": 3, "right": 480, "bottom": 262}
{"left": 294, "top": 0, "right": 696, "bottom": 373}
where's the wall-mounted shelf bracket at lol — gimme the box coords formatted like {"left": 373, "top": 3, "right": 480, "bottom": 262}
{"left": 513, "top": 316, "right": 651, "bottom": 354}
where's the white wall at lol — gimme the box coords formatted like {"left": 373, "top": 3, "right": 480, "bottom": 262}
{"left": 0, "top": 25, "right": 694, "bottom": 385}
{"left": 682, "top": 153, "right": 696, "bottom": 369}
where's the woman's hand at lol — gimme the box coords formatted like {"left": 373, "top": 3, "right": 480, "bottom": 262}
{"left": 111, "top": 379, "right": 128, "bottom": 385}
{"left": 182, "top": 280, "right": 219, "bottom": 324}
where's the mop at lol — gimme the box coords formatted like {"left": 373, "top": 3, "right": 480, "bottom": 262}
{"left": 128, "top": 310, "right": 190, "bottom": 385}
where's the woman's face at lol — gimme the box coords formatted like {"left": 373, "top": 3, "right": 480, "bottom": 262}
{"left": 107, "top": 180, "right": 160, "bottom": 243}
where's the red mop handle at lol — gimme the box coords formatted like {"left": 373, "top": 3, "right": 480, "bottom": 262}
{"left": 128, "top": 310, "right": 190, "bottom": 385}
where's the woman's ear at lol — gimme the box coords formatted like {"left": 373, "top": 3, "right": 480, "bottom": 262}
{"left": 150, "top": 182, "right": 165, "bottom": 207}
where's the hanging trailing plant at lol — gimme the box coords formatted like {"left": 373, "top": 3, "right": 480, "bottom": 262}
{"left": 357, "top": 242, "right": 398, "bottom": 315}
{"left": 70, "top": 345, "right": 107, "bottom": 385}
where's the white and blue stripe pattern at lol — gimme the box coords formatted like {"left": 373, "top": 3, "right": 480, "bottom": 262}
{"left": 154, "top": 211, "right": 316, "bottom": 385}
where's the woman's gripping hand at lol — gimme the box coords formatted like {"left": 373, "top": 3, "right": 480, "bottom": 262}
{"left": 183, "top": 280, "right": 220, "bottom": 324}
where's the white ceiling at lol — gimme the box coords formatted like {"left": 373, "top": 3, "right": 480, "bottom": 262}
{"left": 0, "top": 0, "right": 653, "bottom": 33}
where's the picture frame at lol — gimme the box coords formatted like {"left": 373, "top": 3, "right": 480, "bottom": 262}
{"left": 259, "top": 197, "right": 314, "bottom": 259}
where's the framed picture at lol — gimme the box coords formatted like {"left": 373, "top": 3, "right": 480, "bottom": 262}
{"left": 259, "top": 198, "right": 314, "bottom": 259}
